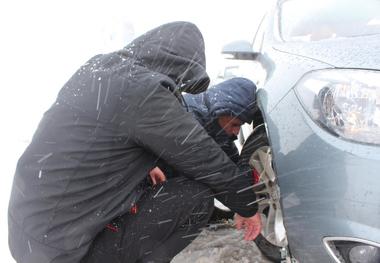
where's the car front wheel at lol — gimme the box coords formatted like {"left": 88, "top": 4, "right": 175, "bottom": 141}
{"left": 240, "top": 124, "right": 289, "bottom": 262}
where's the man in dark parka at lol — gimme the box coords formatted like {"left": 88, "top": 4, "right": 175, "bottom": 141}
{"left": 157, "top": 77, "right": 256, "bottom": 179}
{"left": 8, "top": 21, "right": 261, "bottom": 263}
{"left": 183, "top": 77, "right": 257, "bottom": 163}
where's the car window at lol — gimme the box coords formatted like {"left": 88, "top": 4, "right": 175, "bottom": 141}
{"left": 279, "top": 0, "right": 380, "bottom": 42}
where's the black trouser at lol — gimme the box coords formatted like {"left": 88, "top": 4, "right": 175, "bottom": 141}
{"left": 81, "top": 177, "right": 214, "bottom": 263}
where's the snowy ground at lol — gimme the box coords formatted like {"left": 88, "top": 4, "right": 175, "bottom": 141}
{"left": 172, "top": 227, "right": 271, "bottom": 263}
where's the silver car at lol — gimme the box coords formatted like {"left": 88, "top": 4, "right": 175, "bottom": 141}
{"left": 221, "top": 0, "right": 380, "bottom": 262}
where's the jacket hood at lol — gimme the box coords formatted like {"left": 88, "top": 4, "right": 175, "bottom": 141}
{"left": 206, "top": 78, "right": 256, "bottom": 123}
{"left": 120, "top": 21, "right": 210, "bottom": 94}
{"left": 184, "top": 77, "right": 257, "bottom": 124}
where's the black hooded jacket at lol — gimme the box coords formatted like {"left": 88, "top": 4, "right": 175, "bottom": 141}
{"left": 183, "top": 77, "right": 257, "bottom": 163}
{"left": 8, "top": 22, "right": 257, "bottom": 263}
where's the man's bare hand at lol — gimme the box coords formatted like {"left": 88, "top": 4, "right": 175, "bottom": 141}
{"left": 234, "top": 212, "right": 262, "bottom": 241}
{"left": 149, "top": 167, "right": 166, "bottom": 185}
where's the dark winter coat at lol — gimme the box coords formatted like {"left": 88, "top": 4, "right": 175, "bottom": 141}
{"left": 183, "top": 78, "right": 257, "bottom": 163}
{"left": 8, "top": 22, "right": 257, "bottom": 263}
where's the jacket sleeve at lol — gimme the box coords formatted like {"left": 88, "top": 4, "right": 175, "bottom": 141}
{"left": 131, "top": 85, "right": 257, "bottom": 217}
{"left": 220, "top": 141, "right": 240, "bottom": 164}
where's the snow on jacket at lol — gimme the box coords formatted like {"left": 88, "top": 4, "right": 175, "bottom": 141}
{"left": 8, "top": 22, "right": 257, "bottom": 263}
{"left": 183, "top": 78, "right": 257, "bottom": 162}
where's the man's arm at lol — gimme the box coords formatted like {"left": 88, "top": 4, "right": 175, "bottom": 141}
{"left": 130, "top": 85, "right": 258, "bottom": 218}
{"left": 221, "top": 141, "right": 240, "bottom": 164}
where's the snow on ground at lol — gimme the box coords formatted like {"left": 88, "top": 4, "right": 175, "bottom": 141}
{"left": 172, "top": 227, "right": 271, "bottom": 263}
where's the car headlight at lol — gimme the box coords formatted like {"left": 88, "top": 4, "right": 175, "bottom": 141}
{"left": 324, "top": 237, "right": 380, "bottom": 263}
{"left": 294, "top": 69, "right": 380, "bottom": 145}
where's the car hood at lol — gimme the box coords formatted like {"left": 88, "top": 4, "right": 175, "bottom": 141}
{"left": 274, "top": 34, "right": 380, "bottom": 69}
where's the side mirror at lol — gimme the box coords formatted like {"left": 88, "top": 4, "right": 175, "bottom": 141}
{"left": 221, "top": 40, "right": 260, "bottom": 60}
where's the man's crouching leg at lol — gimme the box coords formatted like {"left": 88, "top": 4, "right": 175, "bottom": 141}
{"left": 82, "top": 176, "right": 214, "bottom": 263}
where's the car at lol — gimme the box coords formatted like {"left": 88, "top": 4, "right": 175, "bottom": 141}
{"left": 219, "top": 0, "right": 380, "bottom": 262}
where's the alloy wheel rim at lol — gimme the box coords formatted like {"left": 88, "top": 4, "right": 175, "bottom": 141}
{"left": 249, "top": 146, "right": 288, "bottom": 247}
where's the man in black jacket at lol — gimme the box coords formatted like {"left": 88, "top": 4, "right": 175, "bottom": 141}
{"left": 8, "top": 21, "right": 261, "bottom": 263}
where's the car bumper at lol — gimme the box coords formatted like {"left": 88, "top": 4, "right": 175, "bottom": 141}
{"left": 263, "top": 89, "right": 380, "bottom": 263}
